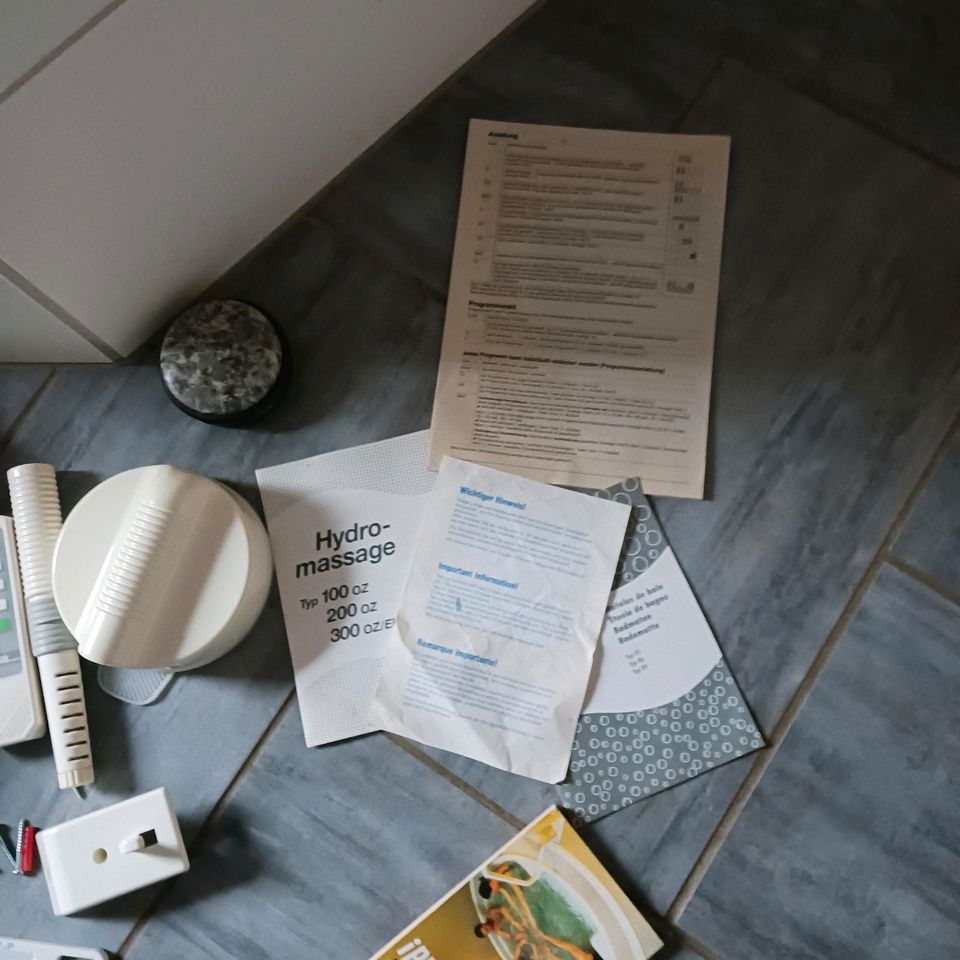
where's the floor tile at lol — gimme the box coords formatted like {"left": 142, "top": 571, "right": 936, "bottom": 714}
{"left": 0, "top": 364, "right": 49, "bottom": 442}
{"left": 124, "top": 716, "right": 517, "bottom": 960}
{"left": 409, "top": 58, "right": 960, "bottom": 915}
{"left": 415, "top": 742, "right": 558, "bottom": 825}
{"left": 317, "top": 0, "right": 720, "bottom": 294}
{"left": 658, "top": 942, "right": 709, "bottom": 960}
{"left": 680, "top": 564, "right": 960, "bottom": 960}
{"left": 0, "top": 219, "right": 443, "bottom": 948}
{"left": 656, "top": 58, "right": 960, "bottom": 727}
{"left": 893, "top": 435, "right": 960, "bottom": 594}
{"left": 643, "top": 0, "right": 960, "bottom": 170}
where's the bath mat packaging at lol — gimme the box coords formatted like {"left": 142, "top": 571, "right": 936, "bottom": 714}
{"left": 558, "top": 480, "right": 764, "bottom": 823}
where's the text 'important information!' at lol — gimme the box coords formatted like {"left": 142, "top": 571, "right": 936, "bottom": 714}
{"left": 370, "top": 457, "right": 629, "bottom": 783}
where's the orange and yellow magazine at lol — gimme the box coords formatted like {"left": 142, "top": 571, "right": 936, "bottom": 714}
{"left": 370, "top": 807, "right": 662, "bottom": 960}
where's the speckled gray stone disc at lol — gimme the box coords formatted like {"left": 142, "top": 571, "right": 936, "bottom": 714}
{"left": 160, "top": 300, "right": 285, "bottom": 422}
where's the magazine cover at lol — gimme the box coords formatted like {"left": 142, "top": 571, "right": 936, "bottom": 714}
{"left": 370, "top": 807, "right": 662, "bottom": 960}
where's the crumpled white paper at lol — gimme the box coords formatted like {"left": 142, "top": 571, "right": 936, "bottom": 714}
{"left": 369, "top": 457, "right": 629, "bottom": 783}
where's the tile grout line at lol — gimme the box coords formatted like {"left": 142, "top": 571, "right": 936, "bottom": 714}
{"left": 630, "top": 19, "right": 960, "bottom": 177}
{"left": 221, "top": 22, "right": 723, "bottom": 329}
{"left": 386, "top": 734, "right": 527, "bottom": 830}
{"left": 882, "top": 552, "right": 960, "bottom": 609}
{"left": 304, "top": 52, "right": 728, "bottom": 306}
{"left": 665, "top": 410, "right": 960, "bottom": 925}
{"left": 0, "top": 257, "right": 120, "bottom": 360}
{"left": 721, "top": 54, "right": 960, "bottom": 180}
{"left": 640, "top": 914, "right": 724, "bottom": 960}
{"left": 0, "top": 2, "right": 541, "bottom": 364}
{"left": 189, "top": 0, "right": 549, "bottom": 312}
{"left": 665, "top": 558, "right": 880, "bottom": 923}
{"left": 301, "top": 209, "right": 450, "bottom": 304}
{"left": 0, "top": 0, "right": 130, "bottom": 106}
{"left": 115, "top": 686, "right": 297, "bottom": 958}
{"left": 671, "top": 55, "right": 725, "bottom": 132}
{"left": 669, "top": 926, "right": 728, "bottom": 960}
{"left": 0, "top": 368, "right": 58, "bottom": 460}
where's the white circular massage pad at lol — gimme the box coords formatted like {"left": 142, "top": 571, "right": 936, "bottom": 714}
{"left": 53, "top": 465, "right": 272, "bottom": 671}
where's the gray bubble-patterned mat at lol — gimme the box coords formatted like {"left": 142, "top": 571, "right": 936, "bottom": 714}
{"left": 558, "top": 480, "right": 764, "bottom": 824}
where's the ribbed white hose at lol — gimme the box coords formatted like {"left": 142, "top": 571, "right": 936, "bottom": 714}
{"left": 8, "top": 464, "right": 95, "bottom": 789}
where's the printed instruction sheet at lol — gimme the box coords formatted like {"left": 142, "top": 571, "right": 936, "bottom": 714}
{"left": 429, "top": 119, "right": 730, "bottom": 498}
{"left": 256, "top": 432, "right": 435, "bottom": 746}
{"left": 369, "top": 457, "right": 630, "bottom": 783}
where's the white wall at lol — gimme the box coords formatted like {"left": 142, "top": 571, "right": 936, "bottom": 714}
{"left": 0, "top": 0, "right": 534, "bottom": 362}
{"left": 0, "top": 0, "right": 118, "bottom": 361}
{"left": 0, "top": 0, "right": 113, "bottom": 94}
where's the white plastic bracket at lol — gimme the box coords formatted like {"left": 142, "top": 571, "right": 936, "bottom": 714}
{"left": 36, "top": 787, "right": 189, "bottom": 916}
{"left": 0, "top": 937, "right": 108, "bottom": 959}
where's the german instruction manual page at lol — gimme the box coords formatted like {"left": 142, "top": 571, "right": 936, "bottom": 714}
{"left": 429, "top": 120, "right": 730, "bottom": 498}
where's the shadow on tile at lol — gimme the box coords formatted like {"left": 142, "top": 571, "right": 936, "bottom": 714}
{"left": 892, "top": 433, "right": 960, "bottom": 595}
{"left": 680, "top": 564, "right": 960, "bottom": 959}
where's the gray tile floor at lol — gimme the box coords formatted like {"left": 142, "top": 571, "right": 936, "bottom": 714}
{"left": 1, "top": 2, "right": 958, "bottom": 957}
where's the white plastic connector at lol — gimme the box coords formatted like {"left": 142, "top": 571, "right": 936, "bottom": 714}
{"left": 0, "top": 937, "right": 108, "bottom": 959}
{"left": 36, "top": 787, "right": 189, "bottom": 916}
{"left": 0, "top": 515, "right": 45, "bottom": 746}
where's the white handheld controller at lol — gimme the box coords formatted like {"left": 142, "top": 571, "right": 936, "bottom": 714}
{"left": 0, "top": 937, "right": 107, "bottom": 959}
{"left": 0, "top": 515, "right": 45, "bottom": 746}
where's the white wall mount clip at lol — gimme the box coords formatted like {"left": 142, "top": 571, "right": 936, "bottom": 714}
{"left": 0, "top": 516, "right": 46, "bottom": 747}
{"left": 0, "top": 937, "right": 108, "bottom": 959}
{"left": 36, "top": 787, "right": 189, "bottom": 916}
